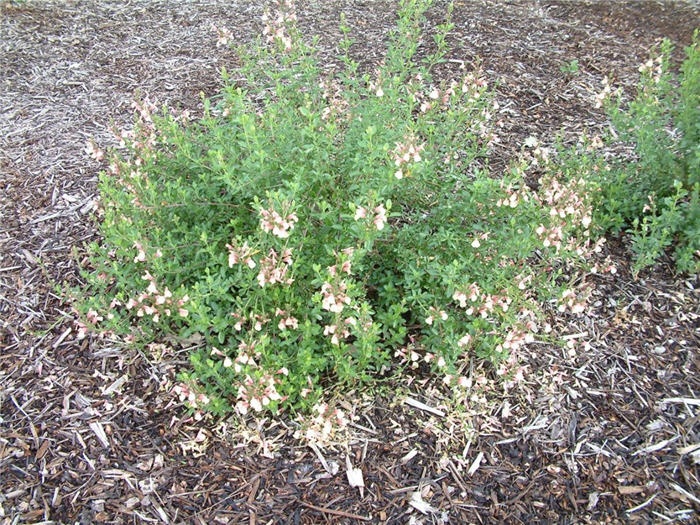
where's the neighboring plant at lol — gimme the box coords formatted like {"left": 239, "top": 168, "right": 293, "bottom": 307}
{"left": 72, "top": 0, "right": 601, "bottom": 417}
{"left": 591, "top": 31, "right": 699, "bottom": 274}
{"left": 560, "top": 59, "right": 580, "bottom": 76}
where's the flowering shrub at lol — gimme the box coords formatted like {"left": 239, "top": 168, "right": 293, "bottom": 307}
{"left": 590, "top": 31, "right": 699, "bottom": 274}
{"left": 73, "top": 0, "right": 601, "bottom": 417}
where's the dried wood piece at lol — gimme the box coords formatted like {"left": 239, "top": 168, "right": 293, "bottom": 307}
{"left": 88, "top": 422, "right": 110, "bottom": 449}
{"left": 403, "top": 397, "right": 444, "bottom": 417}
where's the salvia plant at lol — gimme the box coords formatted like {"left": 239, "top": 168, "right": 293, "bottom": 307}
{"left": 73, "top": 0, "right": 607, "bottom": 421}
{"left": 592, "top": 30, "right": 699, "bottom": 275}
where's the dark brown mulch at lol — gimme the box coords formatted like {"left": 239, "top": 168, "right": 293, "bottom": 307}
{"left": 1, "top": 1, "right": 698, "bottom": 523}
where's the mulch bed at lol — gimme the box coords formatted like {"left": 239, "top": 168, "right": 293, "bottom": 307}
{"left": 1, "top": 1, "right": 698, "bottom": 523}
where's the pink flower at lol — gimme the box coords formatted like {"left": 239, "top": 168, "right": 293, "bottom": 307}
{"left": 211, "top": 23, "right": 233, "bottom": 47}
{"left": 259, "top": 207, "right": 298, "bottom": 238}
{"left": 453, "top": 291, "right": 467, "bottom": 308}
{"left": 457, "top": 376, "right": 471, "bottom": 388}
{"left": 85, "top": 140, "right": 104, "bottom": 161}
{"left": 133, "top": 242, "right": 146, "bottom": 263}
{"left": 373, "top": 205, "right": 387, "bottom": 230}
{"left": 458, "top": 334, "right": 472, "bottom": 348}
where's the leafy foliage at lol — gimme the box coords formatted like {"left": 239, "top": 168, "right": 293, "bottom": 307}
{"left": 72, "top": 0, "right": 601, "bottom": 418}
{"left": 591, "top": 31, "right": 699, "bottom": 274}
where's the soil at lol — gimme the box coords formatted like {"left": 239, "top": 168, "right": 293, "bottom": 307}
{"left": 1, "top": 1, "right": 699, "bottom": 523}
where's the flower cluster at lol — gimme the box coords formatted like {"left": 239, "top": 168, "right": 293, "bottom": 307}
{"left": 452, "top": 283, "right": 512, "bottom": 319}
{"left": 235, "top": 369, "right": 287, "bottom": 414}
{"left": 85, "top": 140, "right": 104, "bottom": 161}
{"left": 319, "top": 78, "right": 349, "bottom": 121}
{"left": 496, "top": 182, "right": 530, "bottom": 209}
{"left": 522, "top": 136, "right": 551, "bottom": 166}
{"left": 470, "top": 231, "right": 490, "bottom": 249}
{"left": 320, "top": 281, "right": 351, "bottom": 313}
{"left": 212, "top": 340, "right": 287, "bottom": 415}
{"left": 173, "top": 382, "right": 211, "bottom": 410}
{"left": 276, "top": 312, "right": 299, "bottom": 331}
{"left": 262, "top": 0, "right": 297, "bottom": 51}
{"left": 226, "top": 341, "right": 260, "bottom": 371}
{"left": 226, "top": 240, "right": 256, "bottom": 269}
{"left": 591, "top": 256, "right": 618, "bottom": 275}
{"left": 125, "top": 271, "right": 189, "bottom": 322}
{"left": 210, "top": 23, "right": 233, "bottom": 47}
{"left": 74, "top": 306, "right": 103, "bottom": 339}
{"left": 133, "top": 241, "right": 163, "bottom": 263}
{"left": 461, "top": 71, "right": 488, "bottom": 102}
{"left": 500, "top": 327, "right": 534, "bottom": 353}
{"left": 323, "top": 321, "right": 351, "bottom": 345}
{"left": 457, "top": 333, "right": 472, "bottom": 348}
{"left": 410, "top": 80, "right": 457, "bottom": 113}
{"left": 558, "top": 284, "right": 592, "bottom": 315}
{"left": 496, "top": 351, "right": 528, "bottom": 392}
{"left": 226, "top": 310, "right": 298, "bottom": 334}
{"left": 295, "top": 402, "right": 349, "bottom": 446}
{"left": 593, "top": 77, "right": 613, "bottom": 109}
{"left": 452, "top": 283, "right": 481, "bottom": 308}
{"left": 259, "top": 207, "right": 298, "bottom": 239}
{"left": 533, "top": 175, "right": 593, "bottom": 253}
{"left": 638, "top": 56, "right": 663, "bottom": 79}
{"left": 392, "top": 135, "right": 425, "bottom": 179}
{"left": 425, "top": 306, "right": 448, "bottom": 325}
{"left": 368, "top": 69, "right": 386, "bottom": 97}
{"left": 354, "top": 204, "right": 387, "bottom": 230}
{"left": 256, "top": 248, "right": 293, "bottom": 287}
{"left": 229, "top": 311, "right": 270, "bottom": 332}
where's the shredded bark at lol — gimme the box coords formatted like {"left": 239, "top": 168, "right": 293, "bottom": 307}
{"left": 1, "top": 0, "right": 698, "bottom": 523}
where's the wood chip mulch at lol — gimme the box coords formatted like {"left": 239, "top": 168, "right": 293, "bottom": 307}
{"left": 1, "top": 1, "right": 698, "bottom": 523}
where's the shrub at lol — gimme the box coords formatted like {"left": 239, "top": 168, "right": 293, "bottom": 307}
{"left": 73, "top": 0, "right": 601, "bottom": 418}
{"left": 591, "top": 31, "right": 699, "bottom": 274}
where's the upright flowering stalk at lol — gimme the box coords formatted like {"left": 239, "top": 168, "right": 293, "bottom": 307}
{"left": 354, "top": 203, "right": 388, "bottom": 231}
{"left": 259, "top": 206, "right": 298, "bottom": 238}
{"left": 392, "top": 135, "right": 425, "bottom": 179}
{"left": 262, "top": 0, "right": 298, "bottom": 51}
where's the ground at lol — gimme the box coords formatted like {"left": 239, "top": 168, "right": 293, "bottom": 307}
{"left": 1, "top": 0, "right": 699, "bottom": 523}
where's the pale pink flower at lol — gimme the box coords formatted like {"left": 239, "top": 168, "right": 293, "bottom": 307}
{"left": 373, "top": 205, "right": 387, "bottom": 230}
{"left": 133, "top": 242, "right": 146, "bottom": 263}
{"left": 457, "top": 334, "right": 472, "bottom": 348}
{"left": 453, "top": 290, "right": 467, "bottom": 308}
